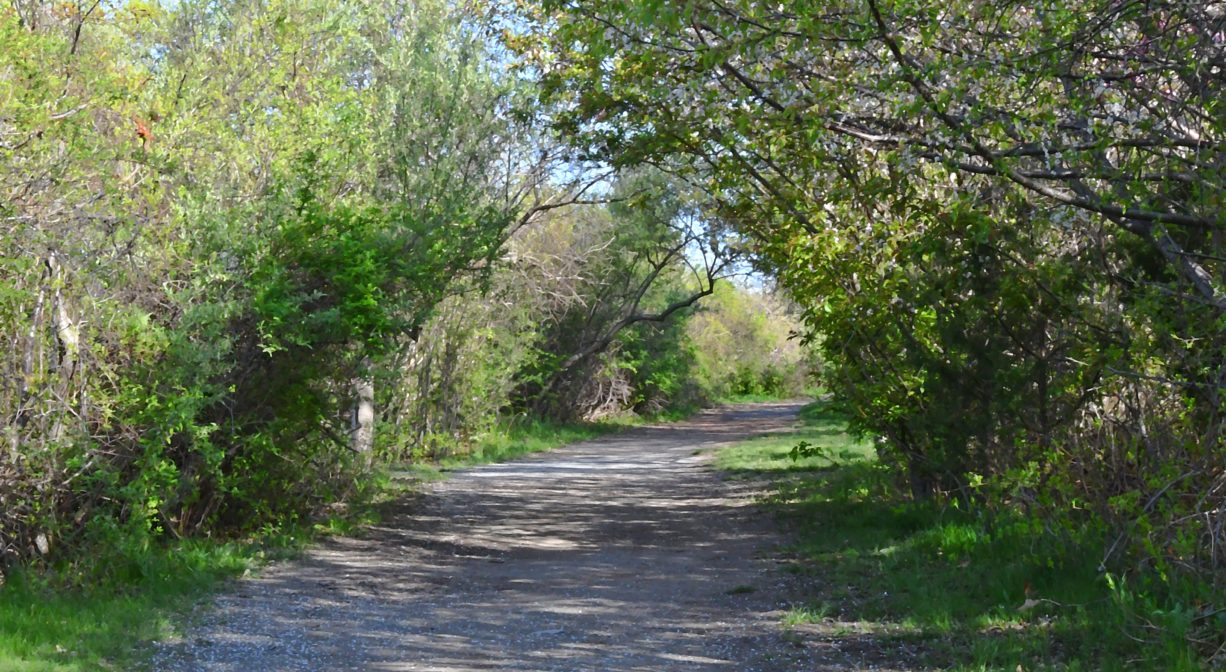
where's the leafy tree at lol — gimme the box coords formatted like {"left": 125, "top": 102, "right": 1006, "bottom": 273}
{"left": 687, "top": 283, "right": 809, "bottom": 400}
{"left": 513, "top": 0, "right": 1226, "bottom": 602}
{"left": 0, "top": 0, "right": 572, "bottom": 565}
{"left": 510, "top": 169, "right": 743, "bottom": 418}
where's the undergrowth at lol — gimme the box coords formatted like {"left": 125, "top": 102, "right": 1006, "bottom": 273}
{"left": 0, "top": 531, "right": 313, "bottom": 671}
{"left": 718, "top": 398, "right": 1207, "bottom": 671}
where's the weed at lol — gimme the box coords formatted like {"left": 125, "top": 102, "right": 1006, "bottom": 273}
{"left": 782, "top": 602, "right": 832, "bottom": 626}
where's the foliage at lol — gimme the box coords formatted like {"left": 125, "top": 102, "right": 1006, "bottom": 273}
{"left": 687, "top": 283, "right": 809, "bottom": 400}
{"left": 506, "top": 169, "right": 742, "bottom": 419}
{"left": 516, "top": 0, "right": 1226, "bottom": 659}
{"left": 383, "top": 170, "right": 792, "bottom": 451}
{"left": 0, "top": 0, "right": 531, "bottom": 570}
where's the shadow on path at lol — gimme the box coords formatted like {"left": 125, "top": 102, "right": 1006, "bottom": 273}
{"left": 151, "top": 403, "right": 910, "bottom": 671}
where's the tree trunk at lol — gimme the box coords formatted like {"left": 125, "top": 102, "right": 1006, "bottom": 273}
{"left": 47, "top": 255, "right": 79, "bottom": 382}
{"left": 46, "top": 254, "right": 80, "bottom": 443}
{"left": 351, "top": 358, "right": 375, "bottom": 463}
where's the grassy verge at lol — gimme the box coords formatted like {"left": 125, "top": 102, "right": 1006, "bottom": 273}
{"left": 716, "top": 387, "right": 822, "bottom": 405}
{"left": 0, "top": 500, "right": 391, "bottom": 672}
{"left": 0, "top": 533, "right": 310, "bottom": 672}
{"left": 717, "top": 398, "right": 1202, "bottom": 671}
{"left": 718, "top": 392, "right": 791, "bottom": 404}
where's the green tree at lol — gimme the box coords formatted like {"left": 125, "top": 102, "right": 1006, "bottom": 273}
{"left": 0, "top": 0, "right": 567, "bottom": 566}
{"left": 511, "top": 169, "right": 742, "bottom": 418}
{"left": 514, "top": 0, "right": 1226, "bottom": 593}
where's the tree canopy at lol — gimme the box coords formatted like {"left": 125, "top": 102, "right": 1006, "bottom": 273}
{"left": 515, "top": 0, "right": 1226, "bottom": 622}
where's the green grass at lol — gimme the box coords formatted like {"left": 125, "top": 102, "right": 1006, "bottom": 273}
{"left": 719, "top": 391, "right": 791, "bottom": 404}
{"left": 0, "top": 537, "right": 291, "bottom": 671}
{"left": 0, "top": 504, "right": 385, "bottom": 672}
{"left": 718, "top": 398, "right": 1204, "bottom": 672}
{"left": 715, "top": 397, "right": 874, "bottom": 473}
{"left": 782, "top": 602, "right": 833, "bottom": 626}
{"left": 717, "top": 387, "right": 818, "bottom": 405}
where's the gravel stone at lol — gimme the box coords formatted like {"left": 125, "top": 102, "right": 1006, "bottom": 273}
{"left": 148, "top": 403, "right": 918, "bottom": 671}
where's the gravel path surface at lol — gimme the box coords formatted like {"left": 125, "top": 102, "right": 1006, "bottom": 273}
{"left": 150, "top": 402, "right": 908, "bottom": 671}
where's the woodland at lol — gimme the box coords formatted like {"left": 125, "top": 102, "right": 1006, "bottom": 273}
{"left": 2, "top": 0, "right": 1225, "bottom": 668}
{"left": 1, "top": 0, "right": 805, "bottom": 559}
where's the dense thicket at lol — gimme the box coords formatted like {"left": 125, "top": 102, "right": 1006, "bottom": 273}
{"left": 0, "top": 0, "right": 528, "bottom": 567}
{"left": 0, "top": 0, "right": 806, "bottom": 572}
{"left": 516, "top": 0, "right": 1226, "bottom": 651}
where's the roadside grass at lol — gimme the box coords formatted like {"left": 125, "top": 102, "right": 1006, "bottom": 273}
{"left": 718, "top": 398, "right": 1202, "bottom": 671}
{"left": 0, "top": 495, "right": 390, "bottom": 672}
{"left": 714, "top": 397, "right": 872, "bottom": 473}
{"left": 717, "top": 387, "right": 822, "bottom": 405}
{"left": 782, "top": 602, "right": 833, "bottom": 626}
{"left": 719, "top": 391, "right": 789, "bottom": 404}
{"left": 0, "top": 533, "right": 309, "bottom": 672}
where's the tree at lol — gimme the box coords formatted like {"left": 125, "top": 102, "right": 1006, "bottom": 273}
{"left": 519, "top": 0, "right": 1224, "bottom": 303}
{"left": 511, "top": 169, "right": 744, "bottom": 418}
{"left": 514, "top": 0, "right": 1226, "bottom": 583}
{"left": 0, "top": 0, "right": 596, "bottom": 565}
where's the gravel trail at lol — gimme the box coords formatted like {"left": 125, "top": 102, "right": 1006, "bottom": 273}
{"left": 150, "top": 402, "right": 897, "bottom": 671}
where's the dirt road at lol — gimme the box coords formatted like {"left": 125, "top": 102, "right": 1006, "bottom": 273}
{"left": 150, "top": 403, "right": 879, "bottom": 671}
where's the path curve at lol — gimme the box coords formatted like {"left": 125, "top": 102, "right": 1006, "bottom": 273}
{"left": 151, "top": 402, "right": 862, "bottom": 671}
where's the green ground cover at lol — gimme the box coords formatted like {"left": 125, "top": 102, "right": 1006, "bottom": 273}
{"left": 717, "top": 399, "right": 1202, "bottom": 671}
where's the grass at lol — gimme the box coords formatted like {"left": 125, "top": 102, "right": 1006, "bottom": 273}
{"left": 715, "top": 397, "right": 874, "bottom": 473}
{"left": 0, "top": 535, "right": 302, "bottom": 671}
{"left": 717, "top": 398, "right": 1204, "bottom": 672}
{"left": 717, "top": 387, "right": 821, "bottom": 405}
{"left": 782, "top": 602, "right": 833, "bottom": 626}
{"left": 719, "top": 391, "right": 791, "bottom": 404}
{"left": 0, "top": 502, "right": 387, "bottom": 672}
